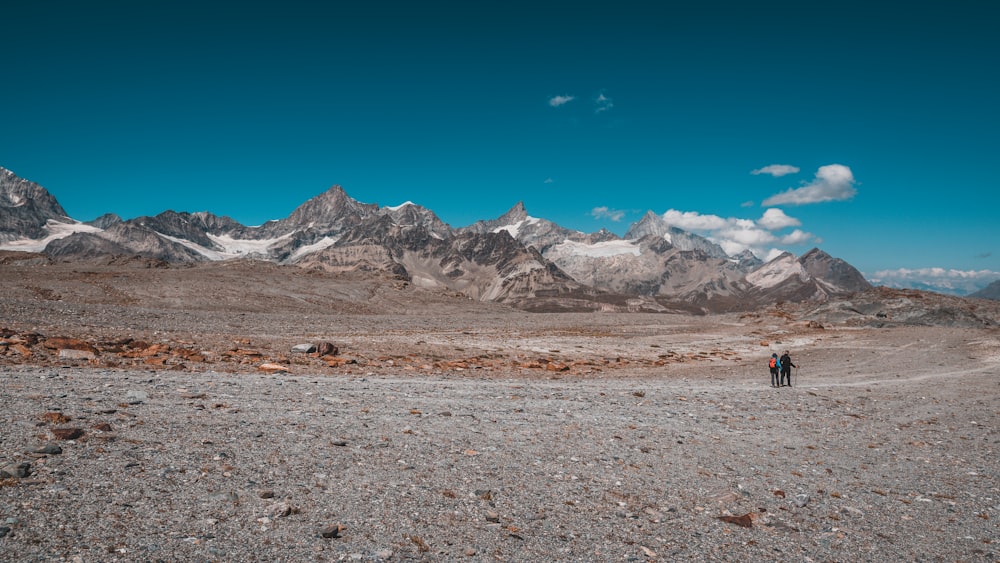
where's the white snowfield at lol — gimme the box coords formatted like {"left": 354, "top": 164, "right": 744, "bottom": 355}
{"left": 0, "top": 219, "right": 100, "bottom": 252}
{"left": 744, "top": 253, "right": 806, "bottom": 289}
{"left": 550, "top": 239, "right": 642, "bottom": 258}
{"left": 492, "top": 216, "right": 541, "bottom": 238}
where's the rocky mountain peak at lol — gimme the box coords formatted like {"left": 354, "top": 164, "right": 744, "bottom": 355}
{"left": 380, "top": 201, "right": 452, "bottom": 239}
{"left": 278, "top": 185, "right": 379, "bottom": 231}
{"left": 497, "top": 202, "right": 529, "bottom": 225}
{"left": 798, "top": 247, "right": 872, "bottom": 293}
{"left": 624, "top": 211, "right": 667, "bottom": 240}
{"left": 0, "top": 167, "right": 72, "bottom": 242}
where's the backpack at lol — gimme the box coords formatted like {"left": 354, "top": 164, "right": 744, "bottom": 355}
{"left": 768, "top": 357, "right": 777, "bottom": 369}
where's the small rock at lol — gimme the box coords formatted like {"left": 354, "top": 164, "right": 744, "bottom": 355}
{"left": 0, "top": 526, "right": 10, "bottom": 538}
{"left": 125, "top": 390, "right": 148, "bottom": 404}
{"left": 321, "top": 523, "right": 346, "bottom": 538}
{"left": 291, "top": 344, "right": 316, "bottom": 354}
{"left": 716, "top": 513, "right": 753, "bottom": 528}
{"left": 841, "top": 506, "right": 865, "bottom": 518}
{"left": 485, "top": 511, "right": 500, "bottom": 523}
{"left": 794, "top": 494, "right": 810, "bottom": 508}
{"left": 258, "top": 363, "right": 290, "bottom": 374}
{"left": 39, "top": 412, "right": 71, "bottom": 424}
{"left": 266, "top": 502, "right": 295, "bottom": 518}
{"left": 51, "top": 427, "right": 85, "bottom": 440}
{"left": 33, "top": 444, "right": 63, "bottom": 455}
{"left": 0, "top": 462, "right": 31, "bottom": 479}
{"left": 259, "top": 490, "right": 275, "bottom": 499}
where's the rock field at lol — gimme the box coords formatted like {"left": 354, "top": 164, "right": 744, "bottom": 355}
{"left": 1, "top": 260, "right": 998, "bottom": 561}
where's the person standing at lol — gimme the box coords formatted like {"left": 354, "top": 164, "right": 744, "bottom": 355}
{"left": 769, "top": 353, "right": 780, "bottom": 387}
{"left": 779, "top": 351, "right": 796, "bottom": 387}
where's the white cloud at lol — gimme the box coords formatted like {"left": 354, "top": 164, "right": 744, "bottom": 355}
{"left": 870, "top": 267, "right": 1000, "bottom": 281}
{"left": 751, "top": 164, "right": 800, "bottom": 177}
{"left": 660, "top": 207, "right": 815, "bottom": 260}
{"left": 662, "top": 209, "right": 728, "bottom": 231}
{"left": 595, "top": 91, "right": 614, "bottom": 113}
{"left": 757, "top": 208, "right": 801, "bottom": 230}
{"left": 543, "top": 178, "right": 554, "bottom": 184}
{"left": 548, "top": 95, "right": 575, "bottom": 107}
{"left": 764, "top": 248, "right": 788, "bottom": 262}
{"left": 779, "top": 229, "right": 813, "bottom": 245}
{"left": 592, "top": 206, "right": 626, "bottom": 222}
{"left": 762, "top": 164, "right": 857, "bottom": 206}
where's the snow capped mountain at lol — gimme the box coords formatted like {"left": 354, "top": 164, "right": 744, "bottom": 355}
{"left": 0, "top": 166, "right": 872, "bottom": 312}
{"left": 746, "top": 249, "right": 872, "bottom": 302}
{"left": 0, "top": 167, "right": 72, "bottom": 242}
{"left": 624, "top": 211, "right": 730, "bottom": 259}
{"left": 459, "top": 202, "right": 594, "bottom": 253}
{"left": 746, "top": 252, "right": 805, "bottom": 289}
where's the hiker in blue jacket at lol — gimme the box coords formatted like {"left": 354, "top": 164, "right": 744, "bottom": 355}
{"left": 779, "top": 351, "right": 797, "bottom": 387}
{"left": 769, "top": 353, "right": 780, "bottom": 387}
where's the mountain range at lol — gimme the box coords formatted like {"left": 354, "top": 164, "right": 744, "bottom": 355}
{"left": 1, "top": 166, "right": 874, "bottom": 313}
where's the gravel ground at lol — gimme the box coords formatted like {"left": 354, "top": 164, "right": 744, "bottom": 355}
{"left": 1, "top": 261, "right": 998, "bottom": 561}
{"left": 2, "top": 331, "right": 998, "bottom": 562}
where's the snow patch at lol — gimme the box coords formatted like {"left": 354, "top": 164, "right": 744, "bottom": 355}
{"left": 150, "top": 232, "right": 292, "bottom": 261}
{"left": 0, "top": 220, "right": 102, "bottom": 252}
{"left": 552, "top": 239, "right": 642, "bottom": 258}
{"left": 493, "top": 216, "right": 541, "bottom": 238}
{"left": 386, "top": 201, "right": 415, "bottom": 211}
{"left": 746, "top": 255, "right": 807, "bottom": 289}
{"left": 289, "top": 236, "right": 338, "bottom": 260}
{"left": 208, "top": 233, "right": 291, "bottom": 257}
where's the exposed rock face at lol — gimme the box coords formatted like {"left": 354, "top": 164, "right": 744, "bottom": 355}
{"left": 46, "top": 222, "right": 209, "bottom": 263}
{"left": 0, "top": 167, "right": 71, "bottom": 242}
{"left": 745, "top": 249, "right": 872, "bottom": 303}
{"left": 86, "top": 213, "right": 124, "bottom": 229}
{"left": 458, "top": 202, "right": 595, "bottom": 254}
{"left": 798, "top": 248, "right": 872, "bottom": 293}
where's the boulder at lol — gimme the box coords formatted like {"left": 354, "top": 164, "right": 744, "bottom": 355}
{"left": 59, "top": 349, "right": 97, "bottom": 360}
{"left": 316, "top": 342, "right": 339, "bottom": 356}
{"left": 42, "top": 337, "right": 97, "bottom": 353}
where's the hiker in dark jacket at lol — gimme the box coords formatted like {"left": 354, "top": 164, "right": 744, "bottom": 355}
{"left": 779, "top": 351, "right": 796, "bottom": 387}
{"left": 769, "top": 353, "right": 780, "bottom": 387}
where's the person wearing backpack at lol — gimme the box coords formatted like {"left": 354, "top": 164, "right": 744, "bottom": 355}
{"left": 779, "top": 351, "right": 797, "bottom": 387}
{"left": 768, "top": 353, "right": 780, "bottom": 387}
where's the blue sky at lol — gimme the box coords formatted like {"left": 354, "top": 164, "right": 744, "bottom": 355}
{"left": 3, "top": 1, "right": 998, "bottom": 289}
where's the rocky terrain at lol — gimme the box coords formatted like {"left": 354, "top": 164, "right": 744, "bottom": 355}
{"left": 1, "top": 257, "right": 998, "bottom": 561}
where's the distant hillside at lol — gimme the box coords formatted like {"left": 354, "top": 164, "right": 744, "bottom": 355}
{"left": 970, "top": 280, "right": 1000, "bottom": 300}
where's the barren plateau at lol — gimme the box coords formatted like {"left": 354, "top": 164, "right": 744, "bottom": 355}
{"left": 1, "top": 259, "right": 998, "bottom": 561}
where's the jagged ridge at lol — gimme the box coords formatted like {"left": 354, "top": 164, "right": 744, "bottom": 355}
{"left": 0, "top": 166, "right": 872, "bottom": 312}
